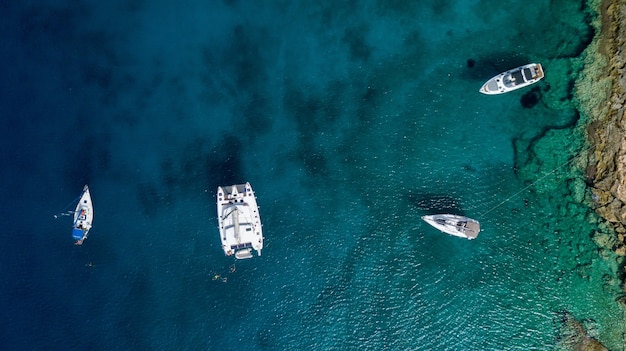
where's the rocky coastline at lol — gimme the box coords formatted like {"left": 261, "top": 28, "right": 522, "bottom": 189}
{"left": 579, "top": 0, "right": 626, "bottom": 283}
{"left": 536, "top": 0, "right": 626, "bottom": 349}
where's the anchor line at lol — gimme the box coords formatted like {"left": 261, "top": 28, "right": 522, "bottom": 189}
{"left": 53, "top": 195, "right": 81, "bottom": 219}
{"left": 478, "top": 154, "right": 581, "bottom": 219}
{"left": 544, "top": 24, "right": 583, "bottom": 71}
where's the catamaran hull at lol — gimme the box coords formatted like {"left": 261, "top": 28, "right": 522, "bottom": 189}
{"left": 216, "top": 182, "right": 263, "bottom": 259}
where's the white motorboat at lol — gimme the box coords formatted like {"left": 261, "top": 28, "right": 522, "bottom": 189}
{"left": 72, "top": 185, "right": 93, "bottom": 245}
{"left": 216, "top": 182, "right": 263, "bottom": 259}
{"left": 479, "top": 63, "right": 544, "bottom": 95}
{"left": 422, "top": 214, "right": 480, "bottom": 240}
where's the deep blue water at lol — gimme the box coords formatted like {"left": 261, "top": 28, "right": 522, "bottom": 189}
{"left": 1, "top": 1, "right": 623, "bottom": 350}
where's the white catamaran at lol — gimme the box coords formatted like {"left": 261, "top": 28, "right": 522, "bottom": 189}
{"left": 422, "top": 214, "right": 480, "bottom": 240}
{"left": 72, "top": 185, "right": 93, "bottom": 245}
{"left": 216, "top": 182, "right": 263, "bottom": 259}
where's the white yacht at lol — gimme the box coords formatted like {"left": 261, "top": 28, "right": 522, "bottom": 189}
{"left": 479, "top": 63, "right": 544, "bottom": 94}
{"left": 216, "top": 182, "right": 263, "bottom": 259}
{"left": 422, "top": 214, "right": 480, "bottom": 240}
{"left": 72, "top": 185, "right": 93, "bottom": 245}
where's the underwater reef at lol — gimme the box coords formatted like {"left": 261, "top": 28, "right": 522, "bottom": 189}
{"left": 555, "top": 311, "right": 608, "bottom": 351}
{"left": 513, "top": 0, "right": 626, "bottom": 349}
{"left": 579, "top": 0, "right": 626, "bottom": 290}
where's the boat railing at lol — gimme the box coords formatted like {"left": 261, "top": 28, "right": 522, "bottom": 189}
{"left": 230, "top": 242, "right": 253, "bottom": 250}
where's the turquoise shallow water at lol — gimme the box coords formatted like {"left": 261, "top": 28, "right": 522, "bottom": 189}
{"left": 1, "top": 0, "right": 623, "bottom": 350}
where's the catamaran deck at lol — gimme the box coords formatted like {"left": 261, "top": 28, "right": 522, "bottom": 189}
{"left": 217, "top": 183, "right": 263, "bottom": 259}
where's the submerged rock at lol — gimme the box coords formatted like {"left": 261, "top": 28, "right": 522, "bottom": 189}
{"left": 578, "top": 0, "right": 626, "bottom": 287}
{"left": 592, "top": 230, "right": 617, "bottom": 250}
{"left": 520, "top": 87, "right": 541, "bottom": 108}
{"left": 555, "top": 311, "right": 608, "bottom": 351}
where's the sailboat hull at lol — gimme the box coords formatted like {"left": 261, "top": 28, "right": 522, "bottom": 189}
{"left": 73, "top": 185, "right": 93, "bottom": 244}
{"left": 422, "top": 214, "right": 480, "bottom": 240}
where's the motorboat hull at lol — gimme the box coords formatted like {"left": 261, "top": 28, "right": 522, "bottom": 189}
{"left": 480, "top": 63, "right": 544, "bottom": 95}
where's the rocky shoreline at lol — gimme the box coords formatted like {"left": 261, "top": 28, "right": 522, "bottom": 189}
{"left": 580, "top": 0, "right": 626, "bottom": 280}
{"left": 538, "top": 0, "right": 626, "bottom": 349}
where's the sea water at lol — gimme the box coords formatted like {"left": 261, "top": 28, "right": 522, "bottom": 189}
{"left": 1, "top": 1, "right": 623, "bottom": 350}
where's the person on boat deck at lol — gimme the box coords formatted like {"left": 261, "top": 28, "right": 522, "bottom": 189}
{"left": 74, "top": 224, "right": 86, "bottom": 245}
{"left": 75, "top": 233, "right": 85, "bottom": 245}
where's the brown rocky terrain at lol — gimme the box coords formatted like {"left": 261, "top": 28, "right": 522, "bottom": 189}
{"left": 580, "top": 0, "right": 626, "bottom": 276}
{"left": 556, "top": 311, "right": 609, "bottom": 351}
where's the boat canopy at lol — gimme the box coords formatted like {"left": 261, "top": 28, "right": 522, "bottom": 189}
{"left": 72, "top": 228, "right": 84, "bottom": 241}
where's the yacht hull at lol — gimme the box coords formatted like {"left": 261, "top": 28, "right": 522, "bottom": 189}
{"left": 480, "top": 63, "right": 544, "bottom": 95}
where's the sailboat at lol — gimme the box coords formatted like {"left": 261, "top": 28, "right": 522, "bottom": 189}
{"left": 422, "top": 214, "right": 480, "bottom": 240}
{"left": 216, "top": 182, "right": 263, "bottom": 259}
{"left": 72, "top": 185, "right": 93, "bottom": 245}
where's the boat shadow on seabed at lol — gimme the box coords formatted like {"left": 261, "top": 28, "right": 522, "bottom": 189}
{"left": 407, "top": 192, "right": 469, "bottom": 217}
